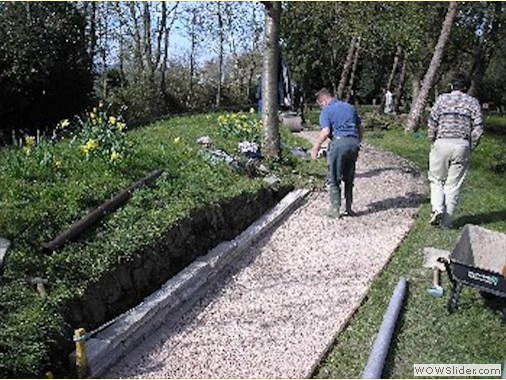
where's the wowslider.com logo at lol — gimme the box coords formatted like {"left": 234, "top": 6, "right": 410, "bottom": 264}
{"left": 414, "top": 364, "right": 502, "bottom": 377}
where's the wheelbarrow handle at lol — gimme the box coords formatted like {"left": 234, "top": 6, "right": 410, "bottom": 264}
{"left": 437, "top": 257, "right": 456, "bottom": 287}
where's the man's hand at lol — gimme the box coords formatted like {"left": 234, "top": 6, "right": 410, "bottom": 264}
{"left": 311, "top": 127, "right": 331, "bottom": 160}
{"left": 310, "top": 146, "right": 319, "bottom": 159}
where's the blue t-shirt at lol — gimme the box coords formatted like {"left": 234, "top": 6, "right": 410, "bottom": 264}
{"left": 319, "top": 99, "right": 361, "bottom": 138}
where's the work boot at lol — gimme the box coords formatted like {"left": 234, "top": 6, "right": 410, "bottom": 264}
{"left": 441, "top": 213, "right": 453, "bottom": 229}
{"left": 429, "top": 211, "right": 444, "bottom": 226}
{"left": 344, "top": 183, "right": 354, "bottom": 216}
{"left": 320, "top": 188, "right": 341, "bottom": 218}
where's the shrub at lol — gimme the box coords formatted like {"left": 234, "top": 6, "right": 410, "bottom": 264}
{"left": 0, "top": 2, "right": 93, "bottom": 140}
{"left": 106, "top": 81, "right": 183, "bottom": 128}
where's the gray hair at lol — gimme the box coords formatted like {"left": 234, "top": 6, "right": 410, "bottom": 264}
{"left": 315, "top": 88, "right": 332, "bottom": 101}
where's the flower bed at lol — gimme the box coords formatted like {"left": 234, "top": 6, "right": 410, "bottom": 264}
{"left": 0, "top": 108, "right": 318, "bottom": 377}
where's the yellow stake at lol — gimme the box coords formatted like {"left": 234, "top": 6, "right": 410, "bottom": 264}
{"left": 74, "top": 328, "right": 88, "bottom": 378}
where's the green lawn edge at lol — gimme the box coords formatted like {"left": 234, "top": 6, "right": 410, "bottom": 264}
{"left": 314, "top": 125, "right": 506, "bottom": 379}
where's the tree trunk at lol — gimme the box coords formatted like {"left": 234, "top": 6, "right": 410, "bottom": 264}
{"left": 188, "top": 9, "right": 198, "bottom": 108}
{"left": 393, "top": 57, "right": 406, "bottom": 113}
{"left": 88, "top": 2, "right": 97, "bottom": 71}
{"left": 387, "top": 45, "right": 402, "bottom": 90}
{"left": 346, "top": 37, "right": 361, "bottom": 103}
{"left": 216, "top": 1, "right": 224, "bottom": 108}
{"left": 100, "top": 4, "right": 108, "bottom": 98}
{"left": 261, "top": 1, "right": 281, "bottom": 160}
{"left": 116, "top": 2, "right": 125, "bottom": 80}
{"left": 142, "top": 2, "right": 154, "bottom": 84}
{"left": 336, "top": 36, "right": 356, "bottom": 100}
{"left": 160, "top": 3, "right": 179, "bottom": 95}
{"left": 128, "top": 3, "right": 144, "bottom": 78}
{"left": 405, "top": 1, "right": 459, "bottom": 133}
{"left": 380, "top": 45, "right": 402, "bottom": 111}
{"left": 155, "top": 1, "right": 167, "bottom": 72}
{"left": 468, "top": 3, "right": 502, "bottom": 97}
{"left": 159, "top": 2, "right": 168, "bottom": 94}
{"left": 468, "top": 46, "right": 487, "bottom": 98}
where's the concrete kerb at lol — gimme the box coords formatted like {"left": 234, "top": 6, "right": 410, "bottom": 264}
{"left": 71, "top": 188, "right": 310, "bottom": 378}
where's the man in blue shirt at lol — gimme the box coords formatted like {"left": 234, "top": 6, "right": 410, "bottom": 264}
{"left": 310, "top": 88, "right": 363, "bottom": 218}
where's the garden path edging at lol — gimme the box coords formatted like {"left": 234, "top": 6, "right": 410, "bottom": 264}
{"left": 70, "top": 188, "right": 310, "bottom": 378}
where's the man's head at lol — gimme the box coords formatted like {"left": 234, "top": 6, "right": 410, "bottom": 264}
{"left": 315, "top": 88, "right": 333, "bottom": 108}
{"left": 450, "top": 73, "right": 471, "bottom": 92}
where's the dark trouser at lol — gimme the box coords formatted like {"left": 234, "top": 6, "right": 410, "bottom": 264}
{"left": 327, "top": 137, "right": 359, "bottom": 211}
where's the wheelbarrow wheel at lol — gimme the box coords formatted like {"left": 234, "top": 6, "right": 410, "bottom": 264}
{"left": 447, "top": 282, "right": 463, "bottom": 314}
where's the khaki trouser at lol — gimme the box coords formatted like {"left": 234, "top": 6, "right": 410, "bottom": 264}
{"left": 428, "top": 138, "right": 471, "bottom": 218}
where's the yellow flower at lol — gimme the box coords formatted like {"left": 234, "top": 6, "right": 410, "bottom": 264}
{"left": 22, "top": 146, "right": 31, "bottom": 156}
{"left": 174, "top": 137, "right": 181, "bottom": 144}
{"left": 109, "top": 116, "right": 117, "bottom": 125}
{"left": 25, "top": 135, "right": 35, "bottom": 147}
{"left": 81, "top": 139, "right": 98, "bottom": 154}
{"left": 90, "top": 112, "right": 96, "bottom": 119}
{"left": 93, "top": 107, "right": 97, "bottom": 114}
{"left": 54, "top": 157, "right": 63, "bottom": 168}
{"left": 58, "top": 119, "right": 70, "bottom": 129}
{"left": 87, "top": 139, "right": 98, "bottom": 150}
{"left": 116, "top": 122, "right": 126, "bottom": 131}
{"left": 249, "top": 107, "right": 255, "bottom": 114}
{"left": 110, "top": 151, "right": 121, "bottom": 161}
{"left": 98, "top": 101, "right": 104, "bottom": 108}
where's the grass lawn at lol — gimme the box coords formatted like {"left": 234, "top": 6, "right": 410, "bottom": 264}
{"left": 313, "top": 125, "right": 506, "bottom": 378}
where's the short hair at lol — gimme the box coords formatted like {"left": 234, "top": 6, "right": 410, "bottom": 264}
{"left": 315, "top": 88, "right": 332, "bottom": 101}
{"left": 450, "top": 73, "right": 471, "bottom": 92}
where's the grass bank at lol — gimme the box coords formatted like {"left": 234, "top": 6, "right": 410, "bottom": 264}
{"left": 314, "top": 121, "right": 506, "bottom": 378}
{"left": 0, "top": 110, "right": 322, "bottom": 377}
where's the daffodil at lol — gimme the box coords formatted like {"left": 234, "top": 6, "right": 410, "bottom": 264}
{"left": 109, "top": 116, "right": 117, "bottom": 125}
{"left": 81, "top": 139, "right": 98, "bottom": 154}
{"left": 54, "top": 158, "right": 63, "bottom": 168}
{"left": 98, "top": 101, "right": 104, "bottom": 108}
{"left": 116, "top": 122, "right": 126, "bottom": 131}
{"left": 174, "top": 137, "right": 181, "bottom": 144}
{"left": 87, "top": 139, "right": 98, "bottom": 150}
{"left": 90, "top": 112, "right": 96, "bottom": 119}
{"left": 25, "top": 135, "right": 35, "bottom": 147}
{"left": 110, "top": 151, "right": 121, "bottom": 161}
{"left": 58, "top": 119, "right": 70, "bottom": 129}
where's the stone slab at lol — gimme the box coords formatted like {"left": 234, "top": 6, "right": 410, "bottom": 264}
{"left": 70, "top": 188, "right": 309, "bottom": 378}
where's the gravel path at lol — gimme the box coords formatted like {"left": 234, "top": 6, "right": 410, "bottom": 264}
{"left": 103, "top": 131, "right": 426, "bottom": 379}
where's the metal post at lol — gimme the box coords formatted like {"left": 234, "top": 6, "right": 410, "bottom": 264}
{"left": 74, "top": 328, "right": 88, "bottom": 379}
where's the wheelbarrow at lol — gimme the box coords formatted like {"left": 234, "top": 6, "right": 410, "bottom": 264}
{"left": 437, "top": 224, "right": 506, "bottom": 320}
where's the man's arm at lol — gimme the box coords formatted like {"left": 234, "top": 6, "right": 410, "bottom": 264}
{"left": 427, "top": 100, "right": 440, "bottom": 142}
{"left": 310, "top": 127, "right": 331, "bottom": 159}
{"left": 356, "top": 111, "right": 364, "bottom": 142}
{"left": 470, "top": 99, "right": 484, "bottom": 150}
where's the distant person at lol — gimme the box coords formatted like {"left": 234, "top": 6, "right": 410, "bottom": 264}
{"left": 427, "top": 73, "right": 484, "bottom": 228}
{"left": 310, "top": 88, "right": 364, "bottom": 218}
{"left": 384, "top": 89, "right": 394, "bottom": 114}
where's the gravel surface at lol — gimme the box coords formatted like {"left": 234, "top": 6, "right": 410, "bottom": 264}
{"left": 103, "top": 131, "right": 426, "bottom": 379}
